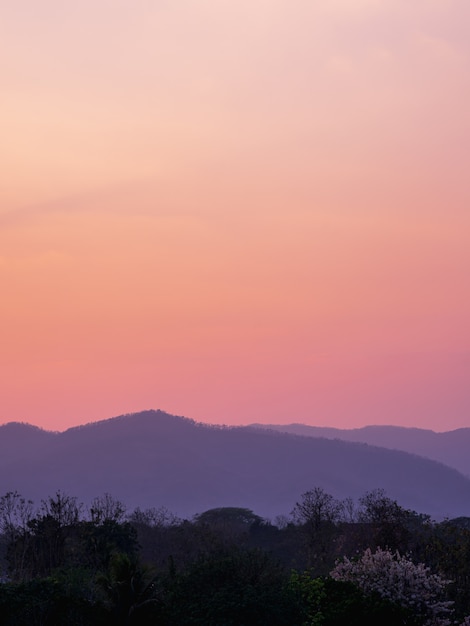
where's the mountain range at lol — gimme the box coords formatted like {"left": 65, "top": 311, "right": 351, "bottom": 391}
{"left": 1, "top": 410, "right": 470, "bottom": 520}
{"left": 250, "top": 423, "right": 470, "bottom": 477}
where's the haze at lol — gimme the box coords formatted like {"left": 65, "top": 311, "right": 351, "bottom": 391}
{"left": 1, "top": 1, "right": 469, "bottom": 432}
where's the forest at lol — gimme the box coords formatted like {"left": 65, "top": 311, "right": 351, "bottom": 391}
{"left": 1, "top": 488, "right": 470, "bottom": 625}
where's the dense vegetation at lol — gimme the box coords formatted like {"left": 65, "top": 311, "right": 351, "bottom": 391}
{"left": 1, "top": 489, "right": 470, "bottom": 624}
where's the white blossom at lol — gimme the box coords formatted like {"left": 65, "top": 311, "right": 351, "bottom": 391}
{"left": 331, "top": 547, "right": 453, "bottom": 625}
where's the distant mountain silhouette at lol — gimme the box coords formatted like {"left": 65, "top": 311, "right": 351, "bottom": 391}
{"left": 250, "top": 423, "right": 470, "bottom": 477}
{"left": 1, "top": 410, "right": 470, "bottom": 520}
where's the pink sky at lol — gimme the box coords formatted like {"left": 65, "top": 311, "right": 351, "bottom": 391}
{"left": 1, "top": 1, "right": 469, "bottom": 432}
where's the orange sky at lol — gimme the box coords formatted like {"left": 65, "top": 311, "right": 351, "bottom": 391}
{"left": 1, "top": 0, "right": 470, "bottom": 431}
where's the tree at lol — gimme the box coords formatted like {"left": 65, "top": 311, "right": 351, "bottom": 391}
{"left": 80, "top": 519, "right": 138, "bottom": 574}
{"left": 0, "top": 576, "right": 106, "bottom": 626}
{"left": 193, "top": 507, "right": 265, "bottom": 544}
{"left": 39, "top": 491, "right": 83, "bottom": 527}
{"left": 423, "top": 519, "right": 470, "bottom": 619}
{"left": 288, "top": 570, "right": 326, "bottom": 626}
{"left": 89, "top": 493, "right": 126, "bottom": 525}
{"left": 292, "top": 489, "right": 343, "bottom": 530}
{"left": 358, "top": 489, "right": 416, "bottom": 551}
{"left": 291, "top": 488, "right": 343, "bottom": 571}
{"left": 0, "top": 492, "right": 34, "bottom": 540}
{"left": 289, "top": 572, "right": 414, "bottom": 626}
{"left": 162, "top": 547, "right": 299, "bottom": 625}
{"left": 22, "top": 492, "right": 84, "bottom": 577}
{"left": 97, "top": 552, "right": 160, "bottom": 626}
{"left": 331, "top": 547, "right": 453, "bottom": 625}
{"left": 128, "top": 506, "right": 180, "bottom": 529}
{"left": 0, "top": 492, "right": 33, "bottom": 580}
{"left": 358, "top": 489, "right": 407, "bottom": 526}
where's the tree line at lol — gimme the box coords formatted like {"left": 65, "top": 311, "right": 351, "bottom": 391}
{"left": 1, "top": 488, "right": 470, "bottom": 624}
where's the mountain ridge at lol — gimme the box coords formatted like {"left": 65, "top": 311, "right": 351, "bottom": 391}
{"left": 1, "top": 410, "right": 470, "bottom": 520}
{"left": 249, "top": 423, "right": 470, "bottom": 477}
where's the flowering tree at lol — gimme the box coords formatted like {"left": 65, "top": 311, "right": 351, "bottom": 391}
{"left": 331, "top": 547, "right": 453, "bottom": 625}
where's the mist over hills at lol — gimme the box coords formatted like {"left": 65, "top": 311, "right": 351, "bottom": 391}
{"left": 1, "top": 410, "right": 470, "bottom": 520}
{"left": 250, "top": 423, "right": 470, "bottom": 477}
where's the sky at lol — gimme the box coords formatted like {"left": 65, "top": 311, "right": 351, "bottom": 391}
{"left": 1, "top": 0, "right": 470, "bottom": 432}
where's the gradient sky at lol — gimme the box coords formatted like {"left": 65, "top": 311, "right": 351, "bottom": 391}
{"left": 1, "top": 0, "right": 470, "bottom": 432}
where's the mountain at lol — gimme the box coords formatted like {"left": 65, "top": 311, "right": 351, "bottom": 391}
{"left": 249, "top": 423, "right": 470, "bottom": 477}
{"left": 1, "top": 410, "right": 470, "bottom": 520}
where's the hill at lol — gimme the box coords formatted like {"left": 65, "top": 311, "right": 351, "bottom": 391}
{"left": 250, "top": 423, "right": 470, "bottom": 477}
{"left": 1, "top": 410, "right": 470, "bottom": 519}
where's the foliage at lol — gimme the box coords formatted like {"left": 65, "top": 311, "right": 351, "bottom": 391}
{"left": 289, "top": 569, "right": 420, "bottom": 626}
{"left": 96, "top": 552, "right": 161, "bottom": 625}
{"left": 422, "top": 520, "right": 470, "bottom": 618}
{"left": 0, "top": 575, "right": 106, "bottom": 626}
{"left": 288, "top": 570, "right": 326, "bottom": 626}
{"left": 2, "top": 489, "right": 470, "bottom": 624}
{"left": 320, "top": 577, "right": 418, "bottom": 626}
{"left": 161, "top": 547, "right": 301, "bottom": 625}
{"left": 5, "top": 493, "right": 138, "bottom": 581}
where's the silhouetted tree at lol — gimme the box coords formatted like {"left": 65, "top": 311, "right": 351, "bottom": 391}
{"left": 292, "top": 488, "right": 343, "bottom": 571}
{"left": 0, "top": 491, "right": 33, "bottom": 580}
{"left": 357, "top": 489, "right": 413, "bottom": 550}
{"left": 89, "top": 493, "right": 126, "bottom": 525}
